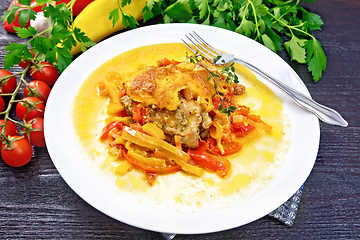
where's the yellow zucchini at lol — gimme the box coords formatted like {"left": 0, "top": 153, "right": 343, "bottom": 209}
{"left": 71, "top": 0, "right": 147, "bottom": 55}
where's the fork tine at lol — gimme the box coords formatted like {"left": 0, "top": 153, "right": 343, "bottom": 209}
{"left": 181, "top": 38, "right": 197, "bottom": 54}
{"left": 191, "top": 31, "right": 222, "bottom": 56}
{"left": 184, "top": 34, "right": 214, "bottom": 59}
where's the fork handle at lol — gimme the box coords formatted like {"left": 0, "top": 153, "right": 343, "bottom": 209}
{"left": 233, "top": 58, "right": 348, "bottom": 127}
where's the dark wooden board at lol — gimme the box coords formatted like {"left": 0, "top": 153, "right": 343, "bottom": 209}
{"left": 0, "top": 0, "right": 359, "bottom": 239}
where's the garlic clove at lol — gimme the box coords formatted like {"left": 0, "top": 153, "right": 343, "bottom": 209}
{"left": 30, "top": 12, "right": 52, "bottom": 37}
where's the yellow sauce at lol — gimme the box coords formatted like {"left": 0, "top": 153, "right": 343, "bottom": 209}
{"left": 72, "top": 43, "right": 291, "bottom": 213}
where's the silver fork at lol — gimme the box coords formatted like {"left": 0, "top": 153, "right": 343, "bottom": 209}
{"left": 182, "top": 31, "right": 348, "bottom": 127}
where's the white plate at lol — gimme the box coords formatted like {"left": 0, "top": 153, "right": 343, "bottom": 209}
{"left": 44, "top": 23, "right": 320, "bottom": 234}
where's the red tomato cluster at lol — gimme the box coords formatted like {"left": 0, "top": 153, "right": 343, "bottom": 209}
{"left": 0, "top": 61, "right": 58, "bottom": 168}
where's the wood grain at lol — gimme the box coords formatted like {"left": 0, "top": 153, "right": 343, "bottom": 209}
{"left": 0, "top": 0, "right": 359, "bottom": 239}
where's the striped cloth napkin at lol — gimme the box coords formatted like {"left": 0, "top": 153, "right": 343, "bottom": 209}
{"left": 161, "top": 184, "right": 304, "bottom": 240}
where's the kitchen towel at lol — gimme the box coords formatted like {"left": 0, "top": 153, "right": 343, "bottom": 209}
{"left": 161, "top": 184, "right": 304, "bottom": 239}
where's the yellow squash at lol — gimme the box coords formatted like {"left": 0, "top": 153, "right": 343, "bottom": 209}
{"left": 71, "top": 0, "right": 147, "bottom": 55}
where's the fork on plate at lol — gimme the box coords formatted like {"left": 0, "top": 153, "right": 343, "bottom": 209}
{"left": 182, "top": 31, "right": 348, "bottom": 127}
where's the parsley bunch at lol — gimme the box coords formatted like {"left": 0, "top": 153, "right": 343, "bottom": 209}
{"left": 142, "top": 0, "right": 326, "bottom": 82}
{"left": 1, "top": 0, "right": 94, "bottom": 72}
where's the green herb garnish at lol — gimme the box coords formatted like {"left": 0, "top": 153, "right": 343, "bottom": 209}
{"left": 188, "top": 52, "right": 238, "bottom": 116}
{"left": 144, "top": 0, "right": 327, "bottom": 82}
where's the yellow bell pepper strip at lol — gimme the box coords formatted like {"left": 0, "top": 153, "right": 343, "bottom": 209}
{"left": 121, "top": 126, "right": 204, "bottom": 177}
{"left": 246, "top": 115, "right": 272, "bottom": 133}
{"left": 115, "top": 160, "right": 132, "bottom": 175}
{"left": 121, "top": 149, "right": 181, "bottom": 174}
{"left": 127, "top": 151, "right": 167, "bottom": 168}
{"left": 121, "top": 126, "right": 190, "bottom": 161}
{"left": 171, "top": 154, "right": 204, "bottom": 177}
{"left": 235, "top": 129, "right": 260, "bottom": 145}
{"left": 70, "top": 0, "right": 147, "bottom": 55}
{"left": 142, "top": 122, "right": 165, "bottom": 140}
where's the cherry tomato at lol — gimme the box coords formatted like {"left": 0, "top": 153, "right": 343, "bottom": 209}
{"left": 30, "top": 62, "right": 58, "bottom": 86}
{"left": 0, "top": 96, "right": 4, "bottom": 112}
{"left": 0, "top": 70, "right": 17, "bottom": 94}
{"left": 0, "top": 119, "right": 18, "bottom": 137}
{"left": 16, "top": 97, "right": 45, "bottom": 121}
{"left": 1, "top": 136, "right": 33, "bottom": 167}
{"left": 24, "top": 80, "right": 51, "bottom": 103}
{"left": 24, "top": 118, "right": 45, "bottom": 147}
{"left": 18, "top": 51, "right": 35, "bottom": 69}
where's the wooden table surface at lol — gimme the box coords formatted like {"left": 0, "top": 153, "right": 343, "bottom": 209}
{"left": 0, "top": 0, "right": 359, "bottom": 239}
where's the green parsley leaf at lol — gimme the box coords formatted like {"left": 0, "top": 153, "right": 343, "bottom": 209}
{"left": 51, "top": 24, "right": 72, "bottom": 40}
{"left": 51, "top": 47, "right": 73, "bottom": 72}
{"left": 109, "top": 8, "right": 120, "bottom": 27}
{"left": 235, "top": 18, "right": 255, "bottom": 37}
{"left": 42, "top": 3, "right": 71, "bottom": 27}
{"left": 3, "top": 42, "right": 28, "bottom": 68}
{"left": 121, "top": 0, "right": 132, "bottom": 7}
{"left": 80, "top": 41, "right": 96, "bottom": 52}
{"left": 261, "top": 33, "right": 276, "bottom": 51}
{"left": 121, "top": 10, "right": 139, "bottom": 29}
{"left": 215, "top": 0, "right": 233, "bottom": 12}
{"left": 35, "top": 0, "right": 52, "bottom": 5}
{"left": 73, "top": 27, "right": 92, "bottom": 44}
{"left": 13, "top": 26, "right": 37, "bottom": 38}
{"left": 194, "top": 0, "right": 209, "bottom": 20}
{"left": 18, "top": 0, "right": 32, "bottom": 6}
{"left": 1, "top": 5, "right": 20, "bottom": 24}
{"left": 164, "top": 1, "right": 193, "bottom": 22}
{"left": 304, "top": 38, "right": 327, "bottom": 82}
{"left": 284, "top": 35, "right": 306, "bottom": 63}
{"left": 18, "top": 8, "right": 36, "bottom": 25}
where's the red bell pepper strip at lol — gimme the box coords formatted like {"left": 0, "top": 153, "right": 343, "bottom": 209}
{"left": 56, "top": 0, "right": 95, "bottom": 16}
{"left": 230, "top": 122, "right": 255, "bottom": 138}
{"left": 206, "top": 137, "right": 242, "bottom": 156}
{"left": 118, "top": 109, "right": 128, "bottom": 117}
{"left": 188, "top": 148, "right": 231, "bottom": 178}
{"left": 133, "top": 102, "right": 149, "bottom": 125}
{"left": 129, "top": 123, "right": 148, "bottom": 134}
{"left": 196, "top": 140, "right": 207, "bottom": 152}
{"left": 157, "top": 58, "right": 181, "bottom": 67}
{"left": 118, "top": 87, "right": 126, "bottom": 99}
{"left": 233, "top": 104, "right": 251, "bottom": 116}
{"left": 100, "top": 121, "right": 125, "bottom": 140}
{"left": 121, "top": 149, "right": 182, "bottom": 174}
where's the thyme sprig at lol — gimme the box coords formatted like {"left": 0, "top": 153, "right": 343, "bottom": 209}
{"left": 188, "top": 52, "right": 238, "bottom": 116}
